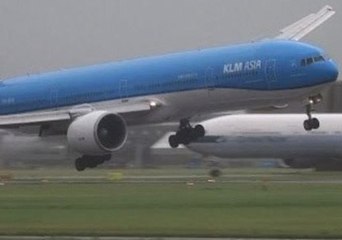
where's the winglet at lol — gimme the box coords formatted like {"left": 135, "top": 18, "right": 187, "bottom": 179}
{"left": 276, "top": 5, "right": 335, "bottom": 41}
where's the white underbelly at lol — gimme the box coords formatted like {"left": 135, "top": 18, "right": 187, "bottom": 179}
{"left": 188, "top": 134, "right": 342, "bottom": 159}
{"left": 92, "top": 83, "right": 331, "bottom": 125}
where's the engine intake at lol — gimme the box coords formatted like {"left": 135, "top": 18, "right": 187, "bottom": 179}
{"left": 67, "top": 111, "right": 127, "bottom": 155}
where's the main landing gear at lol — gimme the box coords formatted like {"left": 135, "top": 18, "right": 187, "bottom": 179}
{"left": 169, "top": 119, "right": 205, "bottom": 148}
{"left": 209, "top": 168, "right": 222, "bottom": 178}
{"left": 75, "top": 154, "right": 111, "bottom": 171}
{"left": 303, "top": 95, "right": 322, "bottom": 131}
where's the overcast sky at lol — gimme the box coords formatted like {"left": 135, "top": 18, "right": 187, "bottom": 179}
{"left": 0, "top": 0, "right": 341, "bottom": 79}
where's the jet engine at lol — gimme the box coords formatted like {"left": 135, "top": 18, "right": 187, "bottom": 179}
{"left": 67, "top": 111, "right": 127, "bottom": 156}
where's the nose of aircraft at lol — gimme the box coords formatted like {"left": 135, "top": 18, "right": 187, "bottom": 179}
{"left": 327, "top": 60, "right": 339, "bottom": 82}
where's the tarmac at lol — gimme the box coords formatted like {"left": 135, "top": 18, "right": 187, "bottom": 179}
{"left": 0, "top": 237, "right": 331, "bottom": 240}
{"left": 3, "top": 173, "right": 342, "bottom": 185}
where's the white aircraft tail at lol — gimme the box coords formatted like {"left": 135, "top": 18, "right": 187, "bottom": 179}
{"left": 276, "top": 5, "right": 335, "bottom": 41}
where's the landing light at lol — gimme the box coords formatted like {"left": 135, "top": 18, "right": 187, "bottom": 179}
{"left": 149, "top": 101, "right": 158, "bottom": 108}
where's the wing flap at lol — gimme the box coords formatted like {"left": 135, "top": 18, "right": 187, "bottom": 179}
{"left": 276, "top": 5, "right": 335, "bottom": 41}
{"left": 96, "top": 100, "right": 154, "bottom": 114}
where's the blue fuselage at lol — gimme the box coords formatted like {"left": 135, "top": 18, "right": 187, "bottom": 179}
{"left": 0, "top": 40, "right": 338, "bottom": 115}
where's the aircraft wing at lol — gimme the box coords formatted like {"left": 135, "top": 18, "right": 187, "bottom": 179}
{"left": 0, "top": 100, "right": 160, "bottom": 128}
{"left": 0, "top": 110, "right": 72, "bottom": 127}
{"left": 276, "top": 5, "right": 335, "bottom": 41}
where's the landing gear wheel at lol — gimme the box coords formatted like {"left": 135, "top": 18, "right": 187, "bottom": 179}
{"left": 75, "top": 158, "right": 86, "bottom": 172}
{"left": 312, "top": 118, "right": 320, "bottom": 129}
{"left": 194, "top": 125, "right": 205, "bottom": 138}
{"left": 304, "top": 118, "right": 320, "bottom": 131}
{"left": 74, "top": 154, "right": 112, "bottom": 171}
{"left": 168, "top": 119, "right": 206, "bottom": 148}
{"left": 179, "top": 132, "right": 192, "bottom": 145}
{"left": 169, "top": 135, "right": 179, "bottom": 149}
{"left": 304, "top": 120, "right": 312, "bottom": 131}
{"left": 103, "top": 154, "right": 112, "bottom": 162}
{"left": 88, "top": 161, "right": 98, "bottom": 169}
{"left": 209, "top": 168, "right": 222, "bottom": 178}
{"left": 304, "top": 95, "right": 322, "bottom": 131}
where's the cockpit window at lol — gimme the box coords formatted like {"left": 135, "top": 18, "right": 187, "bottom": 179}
{"left": 314, "top": 56, "right": 325, "bottom": 62}
{"left": 301, "top": 59, "right": 306, "bottom": 66}
{"left": 322, "top": 53, "right": 330, "bottom": 61}
{"left": 300, "top": 55, "right": 325, "bottom": 67}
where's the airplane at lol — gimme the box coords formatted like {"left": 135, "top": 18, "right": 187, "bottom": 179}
{"left": 0, "top": 6, "right": 338, "bottom": 171}
{"left": 186, "top": 114, "right": 342, "bottom": 173}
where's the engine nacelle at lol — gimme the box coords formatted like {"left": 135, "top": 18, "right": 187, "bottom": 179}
{"left": 67, "top": 111, "right": 127, "bottom": 155}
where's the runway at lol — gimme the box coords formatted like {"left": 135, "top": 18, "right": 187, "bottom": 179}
{"left": 3, "top": 173, "right": 342, "bottom": 185}
{"left": 0, "top": 237, "right": 331, "bottom": 240}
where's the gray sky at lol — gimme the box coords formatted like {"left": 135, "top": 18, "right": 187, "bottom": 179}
{"left": 0, "top": 0, "right": 341, "bottom": 79}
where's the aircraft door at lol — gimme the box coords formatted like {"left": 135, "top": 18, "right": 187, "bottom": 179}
{"left": 206, "top": 67, "right": 215, "bottom": 89}
{"left": 206, "top": 68, "right": 216, "bottom": 100}
{"left": 50, "top": 88, "right": 58, "bottom": 108}
{"left": 120, "top": 79, "right": 128, "bottom": 102}
{"left": 265, "top": 59, "right": 278, "bottom": 89}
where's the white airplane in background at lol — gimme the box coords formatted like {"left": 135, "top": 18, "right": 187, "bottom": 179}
{"left": 187, "top": 114, "right": 342, "bottom": 171}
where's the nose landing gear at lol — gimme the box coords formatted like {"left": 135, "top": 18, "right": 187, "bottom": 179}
{"left": 169, "top": 119, "right": 205, "bottom": 148}
{"left": 304, "top": 95, "right": 322, "bottom": 131}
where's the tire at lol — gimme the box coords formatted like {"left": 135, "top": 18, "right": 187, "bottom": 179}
{"left": 312, "top": 118, "right": 320, "bottom": 129}
{"left": 103, "top": 154, "right": 112, "bottom": 162}
{"left": 176, "top": 129, "right": 191, "bottom": 145}
{"left": 303, "top": 120, "right": 312, "bottom": 131}
{"left": 75, "top": 158, "right": 86, "bottom": 171}
{"left": 169, "top": 135, "right": 179, "bottom": 148}
{"left": 209, "top": 169, "right": 222, "bottom": 178}
{"left": 88, "top": 160, "right": 98, "bottom": 169}
{"left": 182, "top": 136, "right": 191, "bottom": 145}
{"left": 194, "top": 125, "right": 205, "bottom": 138}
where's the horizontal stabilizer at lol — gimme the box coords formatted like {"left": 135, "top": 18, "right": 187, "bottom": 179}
{"left": 276, "top": 5, "right": 335, "bottom": 41}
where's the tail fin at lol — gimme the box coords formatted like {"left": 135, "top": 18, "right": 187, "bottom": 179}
{"left": 276, "top": 5, "right": 335, "bottom": 41}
